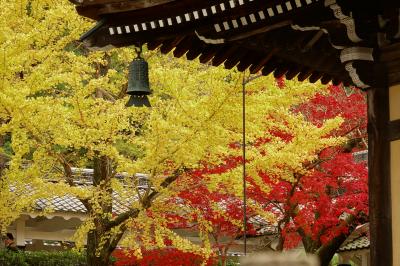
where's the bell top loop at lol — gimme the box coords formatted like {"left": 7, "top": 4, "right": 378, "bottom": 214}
{"left": 134, "top": 46, "right": 142, "bottom": 58}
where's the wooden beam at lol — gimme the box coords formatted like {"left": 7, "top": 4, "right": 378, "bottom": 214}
{"left": 186, "top": 46, "right": 204, "bottom": 60}
{"left": 227, "top": 21, "right": 291, "bottom": 42}
{"left": 249, "top": 50, "right": 276, "bottom": 74}
{"left": 224, "top": 48, "right": 246, "bottom": 70}
{"left": 160, "top": 36, "right": 185, "bottom": 54}
{"left": 371, "top": 56, "right": 400, "bottom": 266}
{"left": 367, "top": 86, "right": 392, "bottom": 266}
{"left": 388, "top": 64, "right": 400, "bottom": 84}
{"left": 297, "top": 69, "right": 313, "bottom": 82}
{"left": 199, "top": 46, "right": 221, "bottom": 64}
{"left": 381, "top": 42, "right": 400, "bottom": 87}
{"left": 380, "top": 42, "right": 400, "bottom": 63}
{"left": 320, "top": 74, "right": 332, "bottom": 85}
{"left": 237, "top": 53, "right": 258, "bottom": 72}
{"left": 309, "top": 72, "right": 323, "bottom": 83}
{"left": 261, "top": 62, "right": 277, "bottom": 76}
{"left": 72, "top": 0, "right": 173, "bottom": 7}
{"left": 212, "top": 46, "right": 237, "bottom": 67}
{"left": 75, "top": 0, "right": 183, "bottom": 20}
{"left": 301, "top": 30, "right": 324, "bottom": 52}
{"left": 173, "top": 36, "right": 194, "bottom": 58}
{"left": 273, "top": 66, "right": 288, "bottom": 78}
{"left": 285, "top": 67, "right": 301, "bottom": 80}
{"left": 147, "top": 40, "right": 164, "bottom": 50}
{"left": 389, "top": 119, "right": 400, "bottom": 141}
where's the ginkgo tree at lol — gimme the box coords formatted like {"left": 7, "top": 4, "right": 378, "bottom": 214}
{"left": 0, "top": 1, "right": 349, "bottom": 266}
{"left": 0, "top": 1, "right": 251, "bottom": 264}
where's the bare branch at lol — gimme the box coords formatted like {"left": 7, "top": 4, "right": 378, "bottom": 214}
{"left": 106, "top": 208, "right": 140, "bottom": 230}
{"left": 243, "top": 73, "right": 263, "bottom": 85}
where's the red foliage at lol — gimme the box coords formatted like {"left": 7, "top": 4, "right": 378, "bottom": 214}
{"left": 161, "top": 84, "right": 368, "bottom": 255}
{"left": 279, "top": 152, "right": 368, "bottom": 248}
{"left": 275, "top": 77, "right": 286, "bottom": 89}
{"left": 176, "top": 163, "right": 258, "bottom": 238}
{"left": 112, "top": 248, "right": 216, "bottom": 266}
{"left": 168, "top": 156, "right": 258, "bottom": 258}
{"left": 260, "top": 85, "right": 368, "bottom": 249}
{"left": 211, "top": 85, "right": 366, "bottom": 250}
{"left": 297, "top": 85, "right": 367, "bottom": 138}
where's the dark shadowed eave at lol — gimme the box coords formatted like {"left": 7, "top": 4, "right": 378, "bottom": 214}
{"left": 69, "top": 0, "right": 400, "bottom": 88}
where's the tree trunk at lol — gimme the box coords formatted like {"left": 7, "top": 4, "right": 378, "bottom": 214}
{"left": 83, "top": 156, "right": 182, "bottom": 265}
{"left": 275, "top": 235, "right": 284, "bottom": 251}
{"left": 219, "top": 255, "right": 227, "bottom": 266}
{"left": 87, "top": 230, "right": 114, "bottom": 266}
{"left": 86, "top": 156, "right": 117, "bottom": 266}
{"left": 301, "top": 235, "right": 317, "bottom": 254}
{"left": 86, "top": 226, "right": 125, "bottom": 266}
{"left": 316, "top": 233, "right": 348, "bottom": 266}
{"left": 219, "top": 248, "right": 227, "bottom": 266}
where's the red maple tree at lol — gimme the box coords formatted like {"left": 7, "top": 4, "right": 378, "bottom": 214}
{"left": 178, "top": 84, "right": 368, "bottom": 266}
{"left": 250, "top": 84, "right": 368, "bottom": 265}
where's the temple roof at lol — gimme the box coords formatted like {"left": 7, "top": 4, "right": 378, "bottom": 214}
{"left": 70, "top": 0, "right": 400, "bottom": 88}
{"left": 338, "top": 223, "right": 370, "bottom": 253}
{"left": 338, "top": 235, "right": 370, "bottom": 252}
{"left": 34, "top": 191, "right": 134, "bottom": 215}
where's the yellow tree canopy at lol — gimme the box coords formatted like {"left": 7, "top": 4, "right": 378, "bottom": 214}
{"left": 0, "top": 0, "right": 344, "bottom": 260}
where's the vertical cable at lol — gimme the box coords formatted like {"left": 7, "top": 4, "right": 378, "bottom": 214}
{"left": 242, "top": 74, "right": 247, "bottom": 255}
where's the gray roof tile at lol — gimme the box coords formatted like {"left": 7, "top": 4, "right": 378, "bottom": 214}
{"left": 33, "top": 191, "right": 136, "bottom": 215}
{"left": 338, "top": 235, "right": 369, "bottom": 252}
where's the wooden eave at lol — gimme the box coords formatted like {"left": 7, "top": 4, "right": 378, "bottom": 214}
{"left": 70, "top": 0, "right": 400, "bottom": 87}
{"left": 71, "top": 0, "right": 176, "bottom": 20}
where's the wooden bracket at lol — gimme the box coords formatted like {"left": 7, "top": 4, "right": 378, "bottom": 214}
{"left": 389, "top": 119, "right": 400, "bottom": 141}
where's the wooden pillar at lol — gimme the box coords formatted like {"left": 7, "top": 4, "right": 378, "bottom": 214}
{"left": 338, "top": 253, "right": 351, "bottom": 265}
{"left": 367, "top": 85, "right": 392, "bottom": 266}
{"left": 15, "top": 216, "right": 27, "bottom": 247}
{"left": 361, "top": 250, "right": 369, "bottom": 266}
{"left": 389, "top": 84, "right": 400, "bottom": 266}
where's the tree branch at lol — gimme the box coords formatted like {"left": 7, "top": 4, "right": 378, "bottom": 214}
{"left": 106, "top": 208, "right": 140, "bottom": 230}
{"left": 144, "top": 167, "right": 188, "bottom": 208}
{"left": 106, "top": 168, "right": 188, "bottom": 230}
{"left": 316, "top": 215, "right": 356, "bottom": 266}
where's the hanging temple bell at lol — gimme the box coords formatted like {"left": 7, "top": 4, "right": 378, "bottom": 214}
{"left": 126, "top": 46, "right": 151, "bottom": 107}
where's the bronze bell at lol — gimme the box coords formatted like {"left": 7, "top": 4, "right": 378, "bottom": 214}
{"left": 126, "top": 55, "right": 151, "bottom": 107}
